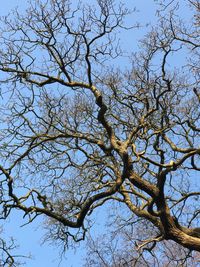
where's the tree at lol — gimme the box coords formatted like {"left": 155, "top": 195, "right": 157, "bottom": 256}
{"left": 84, "top": 222, "right": 200, "bottom": 266}
{"left": 0, "top": 226, "right": 28, "bottom": 267}
{"left": 0, "top": 0, "right": 199, "bottom": 265}
{"left": 84, "top": 234, "right": 200, "bottom": 267}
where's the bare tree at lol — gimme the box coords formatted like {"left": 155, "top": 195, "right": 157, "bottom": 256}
{"left": 0, "top": 0, "right": 199, "bottom": 264}
{"left": 0, "top": 237, "right": 16, "bottom": 267}
{"left": 0, "top": 227, "right": 27, "bottom": 267}
{"left": 84, "top": 221, "right": 200, "bottom": 266}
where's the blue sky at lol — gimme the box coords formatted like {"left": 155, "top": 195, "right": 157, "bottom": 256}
{"left": 0, "top": 1, "right": 183, "bottom": 266}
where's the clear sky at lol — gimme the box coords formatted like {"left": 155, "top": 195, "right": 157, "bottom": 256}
{"left": 0, "top": 1, "right": 172, "bottom": 266}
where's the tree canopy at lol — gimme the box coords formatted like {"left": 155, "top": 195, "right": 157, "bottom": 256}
{"left": 0, "top": 0, "right": 199, "bottom": 265}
